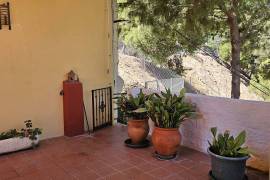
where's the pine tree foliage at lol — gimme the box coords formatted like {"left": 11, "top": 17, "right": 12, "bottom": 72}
{"left": 118, "top": 0, "right": 270, "bottom": 98}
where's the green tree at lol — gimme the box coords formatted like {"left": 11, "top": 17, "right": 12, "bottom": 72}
{"left": 119, "top": 0, "right": 270, "bottom": 99}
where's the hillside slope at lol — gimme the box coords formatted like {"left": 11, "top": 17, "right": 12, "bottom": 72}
{"left": 182, "top": 53, "right": 263, "bottom": 101}
{"left": 118, "top": 53, "right": 263, "bottom": 101}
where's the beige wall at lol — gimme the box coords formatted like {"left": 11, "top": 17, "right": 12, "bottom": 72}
{"left": 0, "top": 0, "right": 113, "bottom": 139}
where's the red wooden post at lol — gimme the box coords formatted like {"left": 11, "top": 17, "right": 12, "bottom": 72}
{"left": 63, "top": 81, "right": 84, "bottom": 137}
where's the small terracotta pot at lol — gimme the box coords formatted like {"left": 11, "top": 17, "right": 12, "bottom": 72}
{"left": 152, "top": 127, "right": 181, "bottom": 156}
{"left": 128, "top": 118, "right": 149, "bottom": 144}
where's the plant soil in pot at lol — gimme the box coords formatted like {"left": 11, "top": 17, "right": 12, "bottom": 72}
{"left": 208, "top": 127, "right": 250, "bottom": 180}
{"left": 117, "top": 89, "right": 150, "bottom": 146}
{"left": 146, "top": 89, "right": 196, "bottom": 159}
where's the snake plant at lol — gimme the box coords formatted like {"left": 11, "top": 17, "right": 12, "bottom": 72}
{"left": 208, "top": 127, "right": 250, "bottom": 157}
{"left": 145, "top": 89, "right": 196, "bottom": 128}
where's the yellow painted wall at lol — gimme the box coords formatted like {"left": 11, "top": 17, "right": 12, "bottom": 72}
{"left": 0, "top": 0, "right": 113, "bottom": 139}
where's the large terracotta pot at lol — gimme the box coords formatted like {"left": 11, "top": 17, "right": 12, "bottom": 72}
{"left": 152, "top": 127, "right": 181, "bottom": 156}
{"left": 128, "top": 118, "right": 149, "bottom": 144}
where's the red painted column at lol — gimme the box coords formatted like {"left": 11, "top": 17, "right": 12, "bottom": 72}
{"left": 63, "top": 81, "right": 84, "bottom": 137}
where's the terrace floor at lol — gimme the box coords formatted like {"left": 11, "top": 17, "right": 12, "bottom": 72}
{"left": 0, "top": 124, "right": 268, "bottom": 180}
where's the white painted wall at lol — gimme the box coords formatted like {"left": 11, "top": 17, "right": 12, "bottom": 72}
{"left": 134, "top": 88, "right": 269, "bottom": 171}
{"left": 181, "top": 94, "right": 270, "bottom": 172}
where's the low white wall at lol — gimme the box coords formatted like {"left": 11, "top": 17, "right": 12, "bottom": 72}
{"left": 181, "top": 94, "right": 270, "bottom": 172}
{"left": 135, "top": 88, "right": 269, "bottom": 171}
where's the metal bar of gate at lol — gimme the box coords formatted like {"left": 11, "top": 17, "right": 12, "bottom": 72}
{"left": 109, "top": 87, "right": 113, "bottom": 126}
{"left": 92, "top": 90, "right": 95, "bottom": 131}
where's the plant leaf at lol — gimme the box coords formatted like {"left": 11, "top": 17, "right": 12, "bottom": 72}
{"left": 133, "top": 107, "right": 147, "bottom": 113}
{"left": 210, "top": 127, "right": 217, "bottom": 137}
{"left": 234, "top": 130, "right": 246, "bottom": 148}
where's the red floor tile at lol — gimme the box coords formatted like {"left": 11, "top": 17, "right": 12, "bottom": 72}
{"left": 94, "top": 166, "right": 118, "bottom": 177}
{"left": 100, "top": 172, "right": 128, "bottom": 180}
{"left": 135, "top": 162, "right": 159, "bottom": 172}
{"left": 177, "top": 159, "right": 197, "bottom": 169}
{"left": 121, "top": 167, "right": 144, "bottom": 179}
{"left": 111, "top": 161, "right": 134, "bottom": 171}
{"left": 0, "top": 169, "right": 19, "bottom": 180}
{"left": 147, "top": 167, "right": 174, "bottom": 179}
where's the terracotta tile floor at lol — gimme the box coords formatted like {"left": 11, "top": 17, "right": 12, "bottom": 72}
{"left": 0, "top": 124, "right": 268, "bottom": 180}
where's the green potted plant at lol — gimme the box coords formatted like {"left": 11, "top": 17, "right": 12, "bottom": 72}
{"left": 0, "top": 120, "right": 42, "bottom": 154}
{"left": 208, "top": 127, "right": 250, "bottom": 180}
{"left": 146, "top": 89, "right": 196, "bottom": 158}
{"left": 118, "top": 89, "right": 149, "bottom": 145}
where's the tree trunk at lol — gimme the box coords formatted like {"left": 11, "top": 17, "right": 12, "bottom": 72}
{"left": 227, "top": 10, "right": 241, "bottom": 99}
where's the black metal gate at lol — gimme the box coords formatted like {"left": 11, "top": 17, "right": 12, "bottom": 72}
{"left": 92, "top": 87, "right": 112, "bottom": 131}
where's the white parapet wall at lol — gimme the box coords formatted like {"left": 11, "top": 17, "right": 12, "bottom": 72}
{"left": 135, "top": 88, "right": 269, "bottom": 171}
{"left": 181, "top": 94, "right": 270, "bottom": 172}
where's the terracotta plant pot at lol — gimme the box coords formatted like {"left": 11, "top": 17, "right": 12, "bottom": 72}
{"left": 128, "top": 118, "right": 149, "bottom": 144}
{"left": 152, "top": 127, "right": 181, "bottom": 156}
